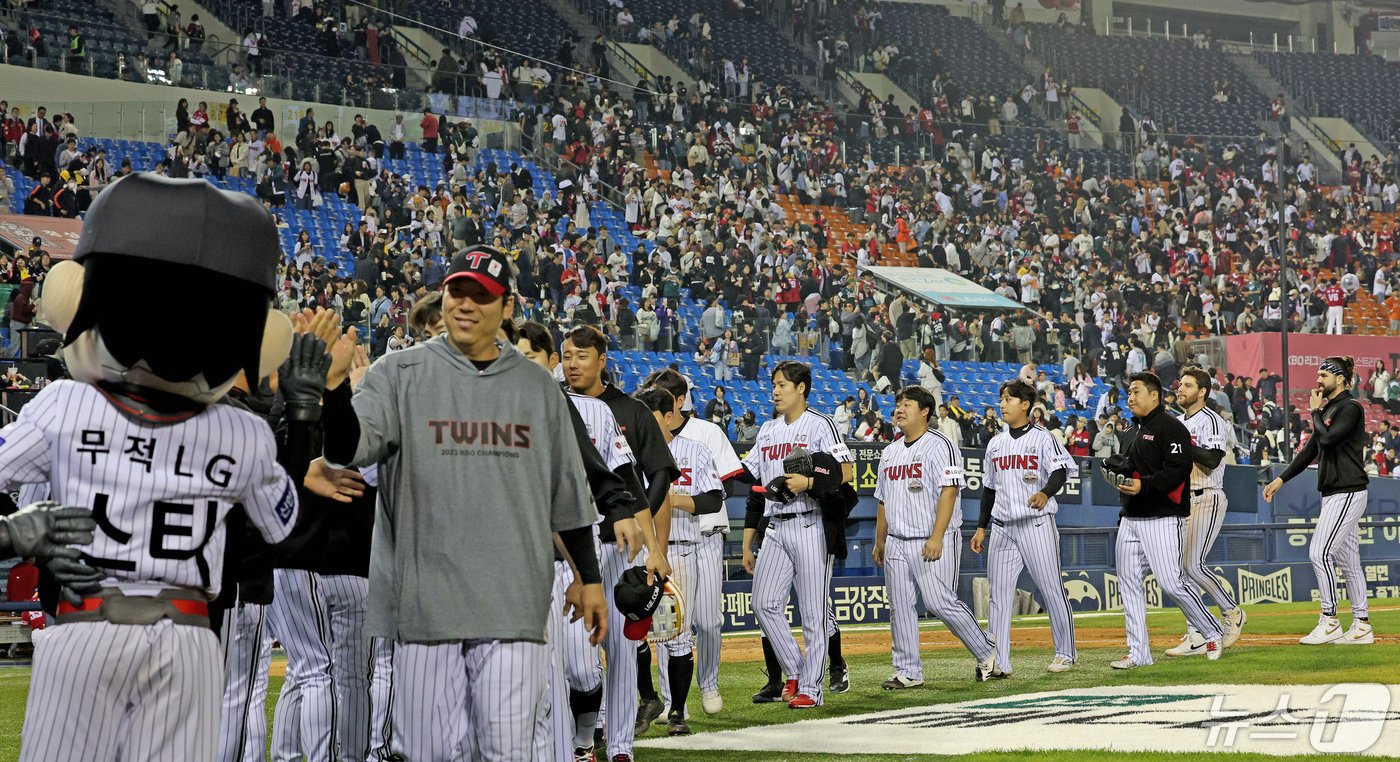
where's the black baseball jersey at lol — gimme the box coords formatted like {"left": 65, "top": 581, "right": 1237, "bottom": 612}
{"left": 598, "top": 384, "right": 679, "bottom": 509}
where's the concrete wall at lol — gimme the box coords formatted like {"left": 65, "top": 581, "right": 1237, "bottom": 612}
{"left": 614, "top": 42, "right": 695, "bottom": 87}
{"left": 0, "top": 66, "right": 515, "bottom": 146}
{"left": 1311, "top": 116, "right": 1385, "bottom": 161}
{"left": 1100, "top": 0, "right": 1357, "bottom": 54}
{"left": 845, "top": 71, "right": 919, "bottom": 110}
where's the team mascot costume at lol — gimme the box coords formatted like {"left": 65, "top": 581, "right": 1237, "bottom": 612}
{"left": 0, "top": 173, "right": 326, "bottom": 762}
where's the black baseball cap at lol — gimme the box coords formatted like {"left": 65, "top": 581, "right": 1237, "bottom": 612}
{"left": 614, "top": 566, "right": 664, "bottom": 641}
{"left": 444, "top": 245, "right": 512, "bottom": 297}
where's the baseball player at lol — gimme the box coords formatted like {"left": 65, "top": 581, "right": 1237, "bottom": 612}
{"left": 1104, "top": 372, "right": 1225, "bottom": 669}
{"left": 875, "top": 387, "right": 997, "bottom": 688}
{"left": 1265, "top": 355, "right": 1373, "bottom": 645}
{"left": 740, "top": 361, "right": 854, "bottom": 709}
{"left": 320, "top": 246, "right": 607, "bottom": 761}
{"left": 510, "top": 319, "right": 648, "bottom": 762}
{"left": 639, "top": 369, "right": 744, "bottom": 718}
{"left": 1322, "top": 278, "right": 1346, "bottom": 335}
{"left": 970, "top": 380, "right": 1077, "bottom": 677}
{"left": 634, "top": 388, "right": 723, "bottom": 734}
{"left": 9, "top": 175, "right": 328, "bottom": 762}
{"left": 563, "top": 325, "right": 676, "bottom": 761}
{"left": 1167, "top": 367, "right": 1246, "bottom": 658}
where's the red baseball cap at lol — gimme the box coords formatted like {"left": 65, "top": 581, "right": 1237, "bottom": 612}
{"left": 443, "top": 245, "right": 512, "bottom": 296}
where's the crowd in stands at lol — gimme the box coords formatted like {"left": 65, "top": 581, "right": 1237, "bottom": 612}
{"left": 2, "top": 0, "right": 1400, "bottom": 476}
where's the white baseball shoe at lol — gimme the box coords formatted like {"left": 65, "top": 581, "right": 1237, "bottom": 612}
{"left": 701, "top": 691, "right": 724, "bottom": 715}
{"left": 975, "top": 655, "right": 997, "bottom": 682}
{"left": 1300, "top": 614, "right": 1344, "bottom": 645}
{"left": 1046, "top": 655, "right": 1075, "bottom": 673}
{"left": 1165, "top": 627, "right": 1207, "bottom": 657}
{"left": 881, "top": 674, "right": 924, "bottom": 690}
{"left": 1223, "top": 608, "right": 1247, "bottom": 648}
{"left": 1110, "top": 655, "right": 1147, "bottom": 670}
{"left": 1333, "top": 620, "right": 1375, "bottom": 645}
{"left": 1204, "top": 639, "right": 1222, "bottom": 661}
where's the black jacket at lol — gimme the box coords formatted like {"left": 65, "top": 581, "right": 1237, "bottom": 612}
{"left": 1113, "top": 404, "right": 1193, "bottom": 518}
{"left": 1279, "top": 390, "right": 1368, "bottom": 496}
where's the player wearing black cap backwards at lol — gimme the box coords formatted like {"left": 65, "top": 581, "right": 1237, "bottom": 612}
{"left": 1264, "top": 356, "right": 1374, "bottom": 645}
{"left": 321, "top": 245, "right": 607, "bottom": 761}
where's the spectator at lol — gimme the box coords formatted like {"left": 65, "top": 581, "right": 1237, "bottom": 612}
{"left": 734, "top": 410, "right": 759, "bottom": 440}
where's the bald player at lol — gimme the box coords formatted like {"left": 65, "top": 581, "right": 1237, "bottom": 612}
{"left": 741, "top": 361, "right": 854, "bottom": 709}
{"left": 874, "top": 387, "right": 997, "bottom": 688}
{"left": 634, "top": 387, "right": 724, "bottom": 735}
{"left": 1168, "top": 367, "right": 1246, "bottom": 658}
{"left": 562, "top": 325, "right": 676, "bottom": 762}
{"left": 971, "top": 380, "right": 1077, "bottom": 677}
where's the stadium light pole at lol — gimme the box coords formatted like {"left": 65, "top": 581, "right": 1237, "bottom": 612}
{"left": 1276, "top": 145, "right": 1291, "bottom": 462}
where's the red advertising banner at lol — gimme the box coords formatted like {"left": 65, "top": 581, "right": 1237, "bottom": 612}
{"left": 0, "top": 214, "right": 82, "bottom": 260}
{"left": 1225, "top": 332, "right": 1400, "bottom": 391}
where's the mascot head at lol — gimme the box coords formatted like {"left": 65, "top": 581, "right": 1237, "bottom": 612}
{"left": 43, "top": 173, "right": 292, "bottom": 404}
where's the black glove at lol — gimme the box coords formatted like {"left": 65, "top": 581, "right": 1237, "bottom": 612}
{"left": 782, "top": 447, "right": 814, "bottom": 479}
{"left": 280, "top": 333, "right": 331, "bottom": 423}
{"left": 0, "top": 501, "right": 96, "bottom": 559}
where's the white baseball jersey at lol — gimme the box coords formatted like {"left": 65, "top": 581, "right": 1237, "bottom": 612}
{"left": 1179, "top": 405, "right": 1227, "bottom": 490}
{"left": 667, "top": 434, "right": 723, "bottom": 543}
{"left": 874, "top": 430, "right": 963, "bottom": 538}
{"left": 679, "top": 415, "right": 743, "bottom": 534}
{"left": 742, "top": 408, "right": 853, "bottom": 517}
{"left": 0, "top": 381, "right": 296, "bottom": 596}
{"left": 984, "top": 424, "right": 1075, "bottom": 522}
{"left": 568, "top": 391, "right": 635, "bottom": 473}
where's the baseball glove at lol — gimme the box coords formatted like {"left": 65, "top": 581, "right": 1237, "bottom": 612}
{"left": 763, "top": 446, "right": 814, "bottom": 503}
{"left": 647, "top": 577, "right": 687, "bottom": 644}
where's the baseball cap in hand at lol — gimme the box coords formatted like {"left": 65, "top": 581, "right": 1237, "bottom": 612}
{"left": 615, "top": 566, "right": 665, "bottom": 640}
{"left": 444, "top": 245, "right": 513, "bottom": 297}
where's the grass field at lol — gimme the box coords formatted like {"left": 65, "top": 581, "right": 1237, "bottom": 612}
{"left": 1, "top": 601, "right": 1399, "bottom": 760}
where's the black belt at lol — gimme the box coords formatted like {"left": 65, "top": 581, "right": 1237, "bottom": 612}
{"left": 770, "top": 511, "right": 814, "bottom": 521}
{"left": 888, "top": 533, "right": 926, "bottom": 542}
{"left": 1191, "top": 488, "right": 1221, "bottom": 497}
{"left": 668, "top": 540, "right": 698, "bottom": 546}
{"left": 991, "top": 517, "right": 1005, "bottom": 527}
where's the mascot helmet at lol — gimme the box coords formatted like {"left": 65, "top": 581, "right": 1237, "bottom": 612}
{"left": 43, "top": 173, "right": 292, "bottom": 404}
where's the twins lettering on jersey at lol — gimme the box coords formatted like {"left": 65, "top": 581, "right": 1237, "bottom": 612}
{"left": 991, "top": 453, "right": 1039, "bottom": 471}
{"left": 883, "top": 463, "right": 923, "bottom": 482}
{"left": 759, "top": 441, "right": 806, "bottom": 462}
{"left": 426, "top": 420, "right": 532, "bottom": 448}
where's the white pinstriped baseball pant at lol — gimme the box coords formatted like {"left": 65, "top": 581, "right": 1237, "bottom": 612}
{"left": 388, "top": 639, "right": 547, "bottom": 762}
{"left": 21, "top": 620, "right": 223, "bottom": 762}
{"left": 267, "top": 569, "right": 336, "bottom": 762}
{"left": 885, "top": 530, "right": 994, "bottom": 681}
{"left": 987, "top": 516, "right": 1076, "bottom": 673}
{"left": 752, "top": 512, "right": 831, "bottom": 704}
{"left": 694, "top": 530, "right": 726, "bottom": 695}
{"left": 656, "top": 539, "right": 700, "bottom": 711}
{"left": 1117, "top": 516, "right": 1224, "bottom": 664}
{"left": 218, "top": 601, "right": 272, "bottom": 762}
{"left": 320, "top": 574, "right": 372, "bottom": 762}
{"left": 1312, "top": 490, "right": 1369, "bottom": 618}
{"left": 1182, "top": 489, "right": 1238, "bottom": 613}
